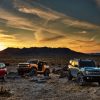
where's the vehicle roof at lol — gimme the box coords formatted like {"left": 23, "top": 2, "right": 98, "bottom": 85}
{"left": 27, "top": 59, "right": 39, "bottom": 61}
{"left": 27, "top": 59, "right": 47, "bottom": 63}
{"left": 18, "top": 63, "right": 29, "bottom": 64}
{"left": 70, "top": 59, "right": 94, "bottom": 62}
{"left": 79, "top": 59, "right": 95, "bottom": 62}
{"left": 0, "top": 63, "right": 5, "bottom": 64}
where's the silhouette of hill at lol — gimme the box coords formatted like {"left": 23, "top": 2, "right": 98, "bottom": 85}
{"left": 0, "top": 47, "right": 100, "bottom": 65}
{"left": 0, "top": 47, "right": 86, "bottom": 57}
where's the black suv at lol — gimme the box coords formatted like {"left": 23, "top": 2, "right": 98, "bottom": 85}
{"left": 67, "top": 59, "right": 100, "bottom": 86}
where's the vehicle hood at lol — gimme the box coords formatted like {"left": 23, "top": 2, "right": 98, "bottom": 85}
{"left": 80, "top": 67, "right": 100, "bottom": 71}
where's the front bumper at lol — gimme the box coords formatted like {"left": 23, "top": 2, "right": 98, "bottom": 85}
{"left": 83, "top": 75, "right": 100, "bottom": 82}
{"left": 17, "top": 68, "right": 31, "bottom": 74}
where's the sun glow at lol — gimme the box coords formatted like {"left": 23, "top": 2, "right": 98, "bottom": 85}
{"left": 0, "top": 43, "right": 6, "bottom": 51}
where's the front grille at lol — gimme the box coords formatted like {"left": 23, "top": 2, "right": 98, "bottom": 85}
{"left": 89, "top": 71, "right": 100, "bottom": 75}
{"left": 18, "top": 64, "right": 29, "bottom": 68}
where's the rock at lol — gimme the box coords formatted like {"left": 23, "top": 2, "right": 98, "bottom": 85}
{"left": 59, "top": 70, "right": 68, "bottom": 78}
{"left": 30, "top": 76, "right": 38, "bottom": 82}
{"left": 52, "top": 68, "right": 62, "bottom": 74}
{"left": 36, "top": 79, "right": 47, "bottom": 83}
{"left": 44, "top": 76, "right": 51, "bottom": 80}
{"left": 0, "top": 86, "right": 12, "bottom": 97}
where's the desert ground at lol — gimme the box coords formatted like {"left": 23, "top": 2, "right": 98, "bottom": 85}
{"left": 0, "top": 65, "right": 100, "bottom": 100}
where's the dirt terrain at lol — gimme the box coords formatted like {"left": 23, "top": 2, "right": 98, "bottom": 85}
{"left": 0, "top": 66, "right": 100, "bottom": 100}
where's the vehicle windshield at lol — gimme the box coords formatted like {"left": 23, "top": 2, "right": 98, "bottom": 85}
{"left": 28, "top": 60, "right": 38, "bottom": 64}
{"left": 43, "top": 62, "right": 48, "bottom": 65}
{"left": 0, "top": 63, "right": 5, "bottom": 68}
{"left": 79, "top": 61, "right": 96, "bottom": 68}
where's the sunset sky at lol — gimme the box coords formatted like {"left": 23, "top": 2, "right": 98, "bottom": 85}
{"left": 0, "top": 0, "right": 100, "bottom": 53}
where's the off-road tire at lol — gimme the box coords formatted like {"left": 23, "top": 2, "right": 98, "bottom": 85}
{"left": 44, "top": 69, "right": 50, "bottom": 76}
{"left": 77, "top": 74, "right": 85, "bottom": 86}
{"left": 98, "top": 82, "right": 100, "bottom": 86}
{"left": 1, "top": 77, "right": 6, "bottom": 82}
{"left": 18, "top": 70, "right": 24, "bottom": 76}
{"left": 30, "top": 67, "right": 37, "bottom": 76}
{"left": 67, "top": 70, "right": 73, "bottom": 80}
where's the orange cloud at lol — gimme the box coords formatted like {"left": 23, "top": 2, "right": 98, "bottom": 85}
{"left": 0, "top": 0, "right": 100, "bottom": 53}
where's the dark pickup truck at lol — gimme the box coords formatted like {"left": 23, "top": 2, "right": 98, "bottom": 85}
{"left": 67, "top": 59, "right": 100, "bottom": 86}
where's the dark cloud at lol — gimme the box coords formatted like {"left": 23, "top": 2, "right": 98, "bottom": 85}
{"left": 0, "top": 0, "right": 100, "bottom": 52}
{"left": 40, "top": 35, "right": 65, "bottom": 42}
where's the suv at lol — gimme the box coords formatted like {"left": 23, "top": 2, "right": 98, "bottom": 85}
{"left": 0, "top": 63, "right": 7, "bottom": 80}
{"left": 67, "top": 59, "right": 100, "bottom": 86}
{"left": 17, "top": 59, "right": 50, "bottom": 76}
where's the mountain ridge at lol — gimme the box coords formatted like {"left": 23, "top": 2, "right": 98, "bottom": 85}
{"left": 0, "top": 47, "right": 99, "bottom": 65}
{"left": 0, "top": 47, "right": 86, "bottom": 57}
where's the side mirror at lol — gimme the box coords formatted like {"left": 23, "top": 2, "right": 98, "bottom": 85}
{"left": 5, "top": 63, "right": 10, "bottom": 66}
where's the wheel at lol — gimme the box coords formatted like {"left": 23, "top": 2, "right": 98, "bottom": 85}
{"left": 77, "top": 74, "right": 85, "bottom": 86}
{"left": 1, "top": 77, "right": 6, "bottom": 82}
{"left": 67, "top": 70, "right": 73, "bottom": 80}
{"left": 33, "top": 68, "right": 37, "bottom": 76}
{"left": 44, "top": 69, "right": 50, "bottom": 76}
{"left": 29, "top": 67, "right": 37, "bottom": 76}
{"left": 18, "top": 70, "right": 23, "bottom": 76}
{"left": 98, "top": 82, "right": 100, "bottom": 86}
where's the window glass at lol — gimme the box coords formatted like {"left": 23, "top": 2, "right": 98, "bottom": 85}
{"left": 79, "top": 61, "right": 96, "bottom": 67}
{"left": 0, "top": 63, "right": 5, "bottom": 68}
